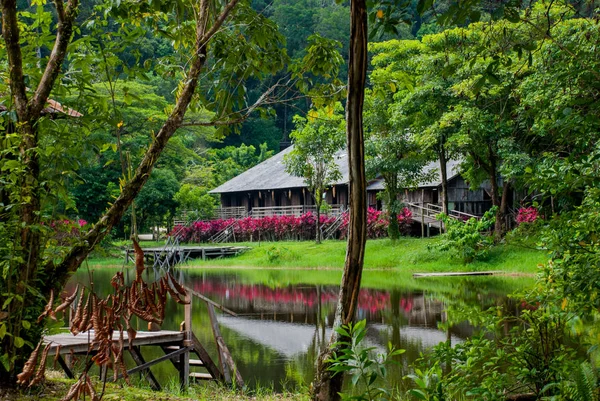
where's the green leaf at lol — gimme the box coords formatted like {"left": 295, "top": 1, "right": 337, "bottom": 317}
{"left": 22, "top": 320, "right": 31, "bottom": 330}
{"left": 0, "top": 353, "right": 10, "bottom": 372}
{"left": 14, "top": 337, "right": 25, "bottom": 348}
{"left": 0, "top": 324, "right": 6, "bottom": 340}
{"left": 2, "top": 297, "right": 13, "bottom": 310}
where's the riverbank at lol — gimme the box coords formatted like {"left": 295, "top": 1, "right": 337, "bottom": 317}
{"left": 90, "top": 237, "right": 547, "bottom": 274}
{"left": 3, "top": 376, "right": 307, "bottom": 401}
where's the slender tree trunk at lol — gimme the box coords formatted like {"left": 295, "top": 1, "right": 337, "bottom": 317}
{"left": 386, "top": 174, "right": 399, "bottom": 240}
{"left": 496, "top": 180, "right": 510, "bottom": 238}
{"left": 312, "top": 0, "right": 367, "bottom": 398}
{"left": 439, "top": 150, "right": 448, "bottom": 215}
{"left": 316, "top": 194, "right": 322, "bottom": 244}
{"left": 487, "top": 146, "right": 503, "bottom": 240}
{"left": 1, "top": 0, "right": 240, "bottom": 382}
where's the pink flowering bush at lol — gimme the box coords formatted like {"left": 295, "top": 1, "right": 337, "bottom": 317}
{"left": 516, "top": 207, "right": 540, "bottom": 225}
{"left": 47, "top": 219, "right": 89, "bottom": 246}
{"left": 174, "top": 207, "right": 413, "bottom": 243}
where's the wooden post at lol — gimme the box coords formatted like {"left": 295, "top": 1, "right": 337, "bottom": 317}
{"left": 421, "top": 210, "right": 425, "bottom": 238}
{"left": 180, "top": 293, "right": 192, "bottom": 390}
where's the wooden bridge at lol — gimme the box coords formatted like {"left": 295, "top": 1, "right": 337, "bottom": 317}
{"left": 125, "top": 244, "right": 249, "bottom": 269}
{"left": 43, "top": 288, "right": 243, "bottom": 390}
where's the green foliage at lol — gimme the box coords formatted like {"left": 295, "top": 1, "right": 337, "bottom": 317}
{"left": 284, "top": 105, "right": 345, "bottom": 242}
{"left": 405, "top": 363, "right": 445, "bottom": 401}
{"left": 328, "top": 319, "right": 405, "bottom": 400}
{"left": 429, "top": 302, "right": 580, "bottom": 400}
{"left": 435, "top": 207, "right": 497, "bottom": 263}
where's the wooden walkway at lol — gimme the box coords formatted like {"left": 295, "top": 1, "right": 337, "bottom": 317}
{"left": 125, "top": 245, "right": 249, "bottom": 267}
{"left": 413, "top": 271, "right": 502, "bottom": 278}
{"left": 44, "top": 291, "right": 243, "bottom": 391}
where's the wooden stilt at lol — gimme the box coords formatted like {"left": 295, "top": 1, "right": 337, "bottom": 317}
{"left": 129, "top": 346, "right": 162, "bottom": 391}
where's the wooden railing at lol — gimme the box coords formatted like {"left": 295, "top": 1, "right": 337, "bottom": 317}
{"left": 215, "top": 206, "right": 248, "bottom": 220}
{"left": 250, "top": 204, "right": 346, "bottom": 218}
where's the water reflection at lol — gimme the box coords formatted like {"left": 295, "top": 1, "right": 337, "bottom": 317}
{"left": 72, "top": 267, "right": 530, "bottom": 392}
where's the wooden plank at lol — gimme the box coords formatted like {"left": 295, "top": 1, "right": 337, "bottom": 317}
{"left": 413, "top": 271, "right": 502, "bottom": 278}
{"left": 206, "top": 304, "right": 243, "bottom": 387}
{"left": 113, "top": 347, "right": 190, "bottom": 380}
{"left": 189, "top": 359, "right": 205, "bottom": 366}
{"left": 185, "top": 287, "right": 237, "bottom": 317}
{"left": 129, "top": 346, "right": 162, "bottom": 391}
{"left": 190, "top": 372, "right": 214, "bottom": 380}
{"left": 44, "top": 330, "right": 184, "bottom": 355}
{"left": 191, "top": 333, "right": 223, "bottom": 382}
{"left": 56, "top": 355, "right": 74, "bottom": 379}
{"left": 207, "top": 304, "right": 231, "bottom": 385}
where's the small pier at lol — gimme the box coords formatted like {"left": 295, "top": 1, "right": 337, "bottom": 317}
{"left": 44, "top": 290, "right": 243, "bottom": 390}
{"left": 125, "top": 245, "right": 249, "bottom": 268}
{"left": 413, "top": 271, "right": 501, "bottom": 278}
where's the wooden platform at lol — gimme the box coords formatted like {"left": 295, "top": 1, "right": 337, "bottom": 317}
{"left": 43, "top": 292, "right": 244, "bottom": 391}
{"left": 413, "top": 271, "right": 502, "bottom": 278}
{"left": 44, "top": 330, "right": 184, "bottom": 355}
{"left": 125, "top": 245, "right": 249, "bottom": 268}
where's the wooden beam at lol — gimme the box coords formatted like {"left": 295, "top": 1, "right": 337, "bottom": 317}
{"left": 113, "top": 347, "right": 190, "bottom": 380}
{"left": 191, "top": 333, "right": 224, "bottom": 382}
{"left": 185, "top": 287, "right": 237, "bottom": 317}
{"left": 207, "top": 303, "right": 231, "bottom": 385}
{"left": 56, "top": 355, "right": 74, "bottom": 379}
{"left": 129, "top": 346, "right": 162, "bottom": 391}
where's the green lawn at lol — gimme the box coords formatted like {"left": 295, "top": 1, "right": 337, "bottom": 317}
{"left": 185, "top": 237, "right": 547, "bottom": 273}
{"left": 89, "top": 237, "right": 547, "bottom": 274}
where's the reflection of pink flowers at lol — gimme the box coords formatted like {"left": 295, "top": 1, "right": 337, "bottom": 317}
{"left": 516, "top": 207, "right": 539, "bottom": 224}
{"left": 191, "top": 280, "right": 398, "bottom": 313}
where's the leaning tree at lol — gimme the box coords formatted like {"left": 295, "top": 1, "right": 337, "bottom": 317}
{"left": 0, "top": 0, "right": 342, "bottom": 384}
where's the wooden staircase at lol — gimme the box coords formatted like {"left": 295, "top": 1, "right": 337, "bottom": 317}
{"left": 405, "top": 202, "right": 481, "bottom": 235}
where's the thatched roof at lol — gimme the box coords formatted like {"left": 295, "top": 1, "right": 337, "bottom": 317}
{"left": 210, "top": 146, "right": 349, "bottom": 194}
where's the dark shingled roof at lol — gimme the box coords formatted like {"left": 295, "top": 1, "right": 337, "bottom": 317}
{"left": 210, "top": 146, "right": 350, "bottom": 194}
{"left": 366, "top": 159, "right": 462, "bottom": 191}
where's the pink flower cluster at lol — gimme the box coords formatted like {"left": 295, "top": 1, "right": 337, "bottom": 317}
{"left": 173, "top": 207, "right": 413, "bottom": 243}
{"left": 516, "top": 207, "right": 539, "bottom": 224}
{"left": 49, "top": 219, "right": 88, "bottom": 245}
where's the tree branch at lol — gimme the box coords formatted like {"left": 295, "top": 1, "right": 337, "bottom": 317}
{"left": 1, "top": 0, "right": 28, "bottom": 119}
{"left": 180, "top": 82, "right": 277, "bottom": 127}
{"left": 30, "top": 0, "right": 79, "bottom": 118}
{"left": 42, "top": 0, "right": 242, "bottom": 292}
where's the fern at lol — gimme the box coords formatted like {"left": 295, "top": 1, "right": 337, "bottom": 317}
{"left": 569, "top": 362, "right": 599, "bottom": 401}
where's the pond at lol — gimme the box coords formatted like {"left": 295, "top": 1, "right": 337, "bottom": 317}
{"left": 71, "top": 266, "right": 534, "bottom": 393}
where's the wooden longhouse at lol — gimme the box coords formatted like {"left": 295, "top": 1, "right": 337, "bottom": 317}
{"left": 209, "top": 146, "right": 495, "bottom": 219}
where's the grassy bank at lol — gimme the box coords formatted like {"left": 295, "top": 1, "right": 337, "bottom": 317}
{"left": 184, "top": 238, "right": 547, "bottom": 274}
{"left": 88, "top": 237, "right": 547, "bottom": 274}
{"left": 2, "top": 376, "right": 307, "bottom": 401}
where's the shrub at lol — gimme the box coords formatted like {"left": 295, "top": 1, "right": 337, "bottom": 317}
{"left": 435, "top": 206, "right": 497, "bottom": 263}
{"left": 516, "top": 207, "right": 540, "bottom": 224}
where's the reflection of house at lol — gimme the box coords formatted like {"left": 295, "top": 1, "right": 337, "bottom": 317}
{"left": 210, "top": 147, "right": 493, "bottom": 218}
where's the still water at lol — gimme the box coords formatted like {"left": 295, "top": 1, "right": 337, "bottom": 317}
{"left": 72, "top": 267, "right": 533, "bottom": 392}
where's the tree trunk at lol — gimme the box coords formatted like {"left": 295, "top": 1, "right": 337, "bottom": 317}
{"left": 385, "top": 173, "right": 399, "bottom": 240}
{"left": 311, "top": 0, "right": 368, "bottom": 398}
{"left": 439, "top": 150, "right": 448, "bottom": 215}
{"left": 496, "top": 180, "right": 510, "bottom": 238}
{"left": 316, "top": 195, "right": 322, "bottom": 244}
{"left": 1, "top": 0, "right": 240, "bottom": 383}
